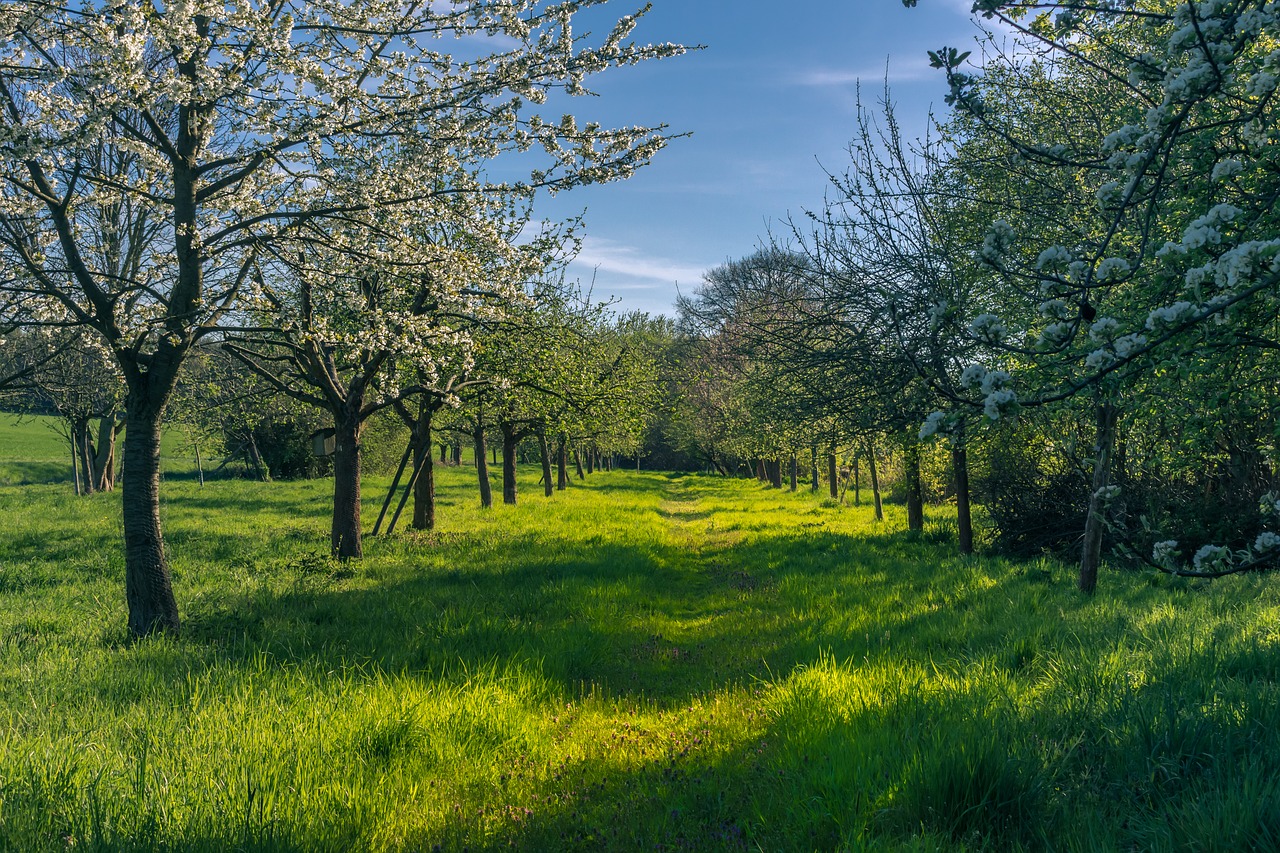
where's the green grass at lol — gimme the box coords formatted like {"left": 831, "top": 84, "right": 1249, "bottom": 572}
{"left": 3, "top": 456, "right": 1280, "bottom": 850}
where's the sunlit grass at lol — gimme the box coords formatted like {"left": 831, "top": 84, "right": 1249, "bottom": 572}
{"left": 3, "top": 456, "right": 1280, "bottom": 850}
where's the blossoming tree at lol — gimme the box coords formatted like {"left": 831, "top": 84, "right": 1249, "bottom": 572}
{"left": 0, "top": 0, "right": 684, "bottom": 635}
{"left": 907, "top": 0, "right": 1280, "bottom": 588}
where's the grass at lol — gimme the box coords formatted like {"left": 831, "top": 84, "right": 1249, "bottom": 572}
{"left": 4, "top": 428, "right": 1280, "bottom": 849}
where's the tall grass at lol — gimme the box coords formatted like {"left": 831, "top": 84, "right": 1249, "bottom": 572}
{"left": 2, "top": 453, "right": 1280, "bottom": 850}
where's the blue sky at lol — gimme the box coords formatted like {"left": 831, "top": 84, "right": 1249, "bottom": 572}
{"left": 533, "top": 1, "right": 998, "bottom": 316}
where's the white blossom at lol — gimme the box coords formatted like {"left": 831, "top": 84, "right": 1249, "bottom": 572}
{"left": 968, "top": 313, "right": 1007, "bottom": 343}
{"left": 1152, "top": 540, "right": 1179, "bottom": 564}
{"left": 959, "top": 364, "right": 987, "bottom": 389}
{"left": 1193, "top": 544, "right": 1232, "bottom": 571}
{"left": 1254, "top": 532, "right": 1280, "bottom": 553}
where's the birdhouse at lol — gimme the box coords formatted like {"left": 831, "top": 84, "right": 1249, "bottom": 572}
{"left": 311, "top": 428, "right": 336, "bottom": 457}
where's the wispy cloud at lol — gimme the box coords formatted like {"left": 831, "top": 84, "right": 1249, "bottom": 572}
{"left": 795, "top": 55, "right": 940, "bottom": 88}
{"left": 572, "top": 237, "right": 710, "bottom": 286}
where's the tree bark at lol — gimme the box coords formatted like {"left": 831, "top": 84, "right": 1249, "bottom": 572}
{"left": 93, "top": 415, "right": 119, "bottom": 491}
{"left": 474, "top": 421, "right": 492, "bottom": 509}
{"left": 331, "top": 411, "right": 364, "bottom": 559}
{"left": 538, "top": 429, "right": 553, "bottom": 498}
{"left": 247, "top": 431, "right": 269, "bottom": 482}
{"left": 451, "top": 442, "right": 461, "bottom": 466}
{"left": 412, "top": 406, "right": 435, "bottom": 531}
{"left": 501, "top": 424, "right": 518, "bottom": 505}
{"left": 1080, "top": 401, "right": 1119, "bottom": 594}
{"left": 953, "top": 439, "right": 974, "bottom": 555}
{"left": 73, "top": 417, "right": 95, "bottom": 495}
{"left": 586, "top": 449, "right": 595, "bottom": 475}
{"left": 768, "top": 458, "right": 782, "bottom": 489}
{"left": 853, "top": 457, "right": 861, "bottom": 506}
{"left": 867, "top": 447, "right": 883, "bottom": 521}
{"left": 121, "top": 407, "right": 181, "bottom": 636}
{"left": 789, "top": 453, "right": 798, "bottom": 492}
{"left": 69, "top": 427, "right": 81, "bottom": 497}
{"left": 905, "top": 439, "right": 924, "bottom": 533}
{"left": 575, "top": 448, "right": 585, "bottom": 480}
{"left": 828, "top": 452, "right": 838, "bottom": 499}
{"left": 811, "top": 446, "right": 820, "bottom": 492}
{"left": 556, "top": 437, "right": 569, "bottom": 491}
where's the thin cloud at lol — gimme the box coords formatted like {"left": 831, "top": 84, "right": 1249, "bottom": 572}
{"left": 572, "top": 237, "right": 710, "bottom": 285}
{"left": 795, "top": 55, "right": 940, "bottom": 88}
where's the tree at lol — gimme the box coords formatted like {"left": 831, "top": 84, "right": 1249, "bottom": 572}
{"left": 0, "top": 1, "right": 685, "bottom": 635}
{"left": 906, "top": 0, "right": 1280, "bottom": 585}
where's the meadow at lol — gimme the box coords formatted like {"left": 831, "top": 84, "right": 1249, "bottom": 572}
{"left": 3, "top": 427, "right": 1280, "bottom": 850}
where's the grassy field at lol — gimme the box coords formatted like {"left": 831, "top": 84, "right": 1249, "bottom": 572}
{"left": 3, "top": 434, "right": 1280, "bottom": 850}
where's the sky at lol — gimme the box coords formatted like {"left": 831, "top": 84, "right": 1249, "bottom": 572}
{"left": 530, "top": 0, "right": 1001, "bottom": 317}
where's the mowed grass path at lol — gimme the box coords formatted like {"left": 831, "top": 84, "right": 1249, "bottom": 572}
{"left": 4, "top": 466, "right": 1280, "bottom": 850}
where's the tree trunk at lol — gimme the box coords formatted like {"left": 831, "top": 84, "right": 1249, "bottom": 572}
{"left": 412, "top": 407, "right": 435, "bottom": 531}
{"left": 905, "top": 439, "right": 924, "bottom": 533}
{"left": 853, "top": 457, "right": 861, "bottom": 506}
{"left": 93, "top": 415, "right": 118, "bottom": 491}
{"left": 556, "top": 438, "right": 569, "bottom": 491}
{"left": 1080, "top": 401, "right": 1119, "bottom": 594}
{"left": 69, "top": 428, "right": 81, "bottom": 496}
{"left": 331, "top": 412, "right": 364, "bottom": 559}
{"left": 121, "top": 407, "right": 181, "bottom": 636}
{"left": 828, "top": 452, "right": 838, "bottom": 499}
{"left": 451, "top": 442, "right": 461, "bottom": 466}
{"left": 538, "top": 429, "right": 554, "bottom": 498}
{"left": 502, "top": 424, "right": 518, "bottom": 505}
{"left": 575, "top": 448, "right": 585, "bottom": 480}
{"left": 953, "top": 439, "right": 974, "bottom": 555}
{"left": 768, "top": 458, "right": 782, "bottom": 489}
{"left": 789, "top": 453, "right": 798, "bottom": 492}
{"left": 811, "top": 446, "right": 820, "bottom": 492}
{"left": 586, "top": 450, "right": 595, "bottom": 475}
{"left": 247, "top": 431, "right": 269, "bottom": 482}
{"left": 867, "top": 447, "right": 883, "bottom": 521}
{"left": 74, "top": 417, "right": 95, "bottom": 495}
{"left": 474, "top": 422, "right": 492, "bottom": 509}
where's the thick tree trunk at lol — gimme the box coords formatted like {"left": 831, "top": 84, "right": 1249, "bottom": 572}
{"left": 867, "top": 447, "right": 883, "bottom": 521}
{"left": 768, "top": 458, "right": 782, "bottom": 489}
{"left": 451, "top": 443, "right": 461, "bottom": 466}
{"left": 953, "top": 440, "right": 974, "bottom": 555}
{"left": 412, "top": 407, "right": 435, "bottom": 531}
{"left": 502, "top": 425, "right": 518, "bottom": 505}
{"left": 828, "top": 453, "right": 838, "bottom": 499}
{"left": 121, "top": 408, "right": 181, "bottom": 636}
{"left": 811, "top": 446, "right": 820, "bottom": 492}
{"left": 474, "top": 422, "right": 492, "bottom": 509}
{"left": 538, "top": 429, "right": 554, "bottom": 498}
{"left": 905, "top": 439, "right": 924, "bottom": 533}
{"left": 556, "top": 438, "right": 569, "bottom": 491}
{"left": 331, "top": 413, "right": 364, "bottom": 559}
{"left": 586, "top": 450, "right": 595, "bottom": 475}
{"left": 789, "top": 453, "right": 798, "bottom": 492}
{"left": 1080, "top": 401, "right": 1119, "bottom": 594}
